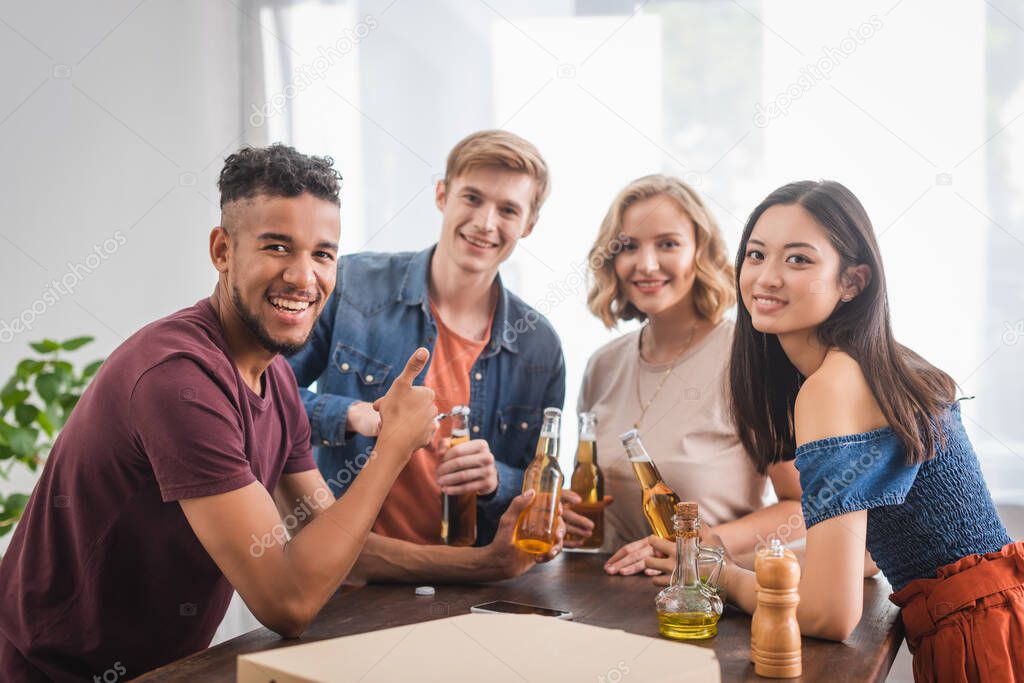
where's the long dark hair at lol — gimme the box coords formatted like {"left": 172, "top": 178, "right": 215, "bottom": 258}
{"left": 729, "top": 180, "right": 956, "bottom": 473}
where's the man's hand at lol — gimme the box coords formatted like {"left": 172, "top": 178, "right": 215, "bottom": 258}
{"left": 484, "top": 490, "right": 565, "bottom": 579}
{"left": 346, "top": 401, "right": 381, "bottom": 437}
{"left": 560, "top": 490, "right": 613, "bottom": 549}
{"left": 435, "top": 438, "right": 498, "bottom": 496}
{"left": 372, "top": 349, "right": 436, "bottom": 456}
{"left": 346, "top": 401, "right": 382, "bottom": 438}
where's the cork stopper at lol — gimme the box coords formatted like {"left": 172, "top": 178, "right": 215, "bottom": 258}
{"left": 675, "top": 501, "right": 698, "bottom": 520}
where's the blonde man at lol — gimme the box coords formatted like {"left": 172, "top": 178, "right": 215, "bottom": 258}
{"left": 289, "top": 130, "right": 566, "bottom": 570}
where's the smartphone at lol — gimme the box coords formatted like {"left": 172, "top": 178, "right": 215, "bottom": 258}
{"left": 470, "top": 600, "right": 574, "bottom": 620}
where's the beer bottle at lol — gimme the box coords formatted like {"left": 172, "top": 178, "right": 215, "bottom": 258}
{"left": 440, "top": 405, "right": 476, "bottom": 546}
{"left": 619, "top": 429, "right": 680, "bottom": 539}
{"left": 513, "top": 407, "right": 564, "bottom": 554}
{"left": 567, "top": 411, "right": 604, "bottom": 550}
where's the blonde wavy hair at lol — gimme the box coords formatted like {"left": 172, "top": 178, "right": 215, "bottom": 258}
{"left": 587, "top": 175, "right": 735, "bottom": 329}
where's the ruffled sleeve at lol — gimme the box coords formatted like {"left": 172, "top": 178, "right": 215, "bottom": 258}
{"left": 795, "top": 428, "right": 921, "bottom": 528}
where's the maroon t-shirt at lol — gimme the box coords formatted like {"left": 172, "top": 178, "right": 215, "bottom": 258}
{"left": 0, "top": 299, "right": 315, "bottom": 681}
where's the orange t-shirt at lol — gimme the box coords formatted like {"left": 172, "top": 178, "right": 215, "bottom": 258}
{"left": 372, "top": 302, "right": 492, "bottom": 543}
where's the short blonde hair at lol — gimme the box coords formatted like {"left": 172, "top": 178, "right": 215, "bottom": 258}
{"left": 445, "top": 130, "right": 550, "bottom": 223}
{"left": 586, "top": 174, "right": 735, "bottom": 329}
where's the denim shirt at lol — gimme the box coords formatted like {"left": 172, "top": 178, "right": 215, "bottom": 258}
{"left": 287, "top": 245, "right": 566, "bottom": 544}
{"left": 795, "top": 401, "right": 1010, "bottom": 591}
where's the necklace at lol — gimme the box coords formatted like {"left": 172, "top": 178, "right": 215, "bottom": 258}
{"left": 634, "top": 321, "right": 699, "bottom": 431}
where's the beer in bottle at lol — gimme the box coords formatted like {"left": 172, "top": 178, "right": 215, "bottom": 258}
{"left": 440, "top": 405, "right": 476, "bottom": 546}
{"left": 619, "top": 429, "right": 679, "bottom": 539}
{"left": 567, "top": 411, "right": 604, "bottom": 550}
{"left": 513, "top": 407, "right": 564, "bottom": 554}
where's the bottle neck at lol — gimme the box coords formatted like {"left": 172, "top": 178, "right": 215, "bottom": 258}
{"left": 625, "top": 439, "right": 663, "bottom": 488}
{"left": 675, "top": 522, "right": 701, "bottom": 589}
{"left": 623, "top": 439, "right": 651, "bottom": 464}
{"left": 576, "top": 438, "right": 596, "bottom": 465}
{"left": 536, "top": 434, "right": 560, "bottom": 463}
{"left": 541, "top": 414, "right": 560, "bottom": 439}
{"left": 451, "top": 407, "right": 470, "bottom": 436}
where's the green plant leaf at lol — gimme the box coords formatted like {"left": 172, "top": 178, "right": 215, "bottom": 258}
{"left": 14, "top": 404, "right": 39, "bottom": 427}
{"left": 59, "top": 394, "right": 79, "bottom": 414}
{"left": 60, "top": 336, "right": 94, "bottom": 351}
{"left": 2, "top": 493, "right": 29, "bottom": 513}
{"left": 1, "top": 337, "right": 106, "bottom": 529}
{"left": 52, "top": 360, "right": 73, "bottom": 374}
{"left": 29, "top": 339, "right": 61, "bottom": 354}
{"left": 15, "top": 360, "right": 44, "bottom": 381}
{"left": 7, "top": 427, "right": 39, "bottom": 457}
{"left": 1, "top": 389, "right": 30, "bottom": 411}
{"left": 35, "top": 373, "right": 60, "bottom": 403}
{"left": 82, "top": 360, "right": 103, "bottom": 379}
{"left": 35, "top": 410, "right": 54, "bottom": 438}
{"left": 45, "top": 403, "right": 64, "bottom": 430}
{"left": 2, "top": 377, "right": 21, "bottom": 398}
{"left": 0, "top": 492, "right": 30, "bottom": 534}
{"left": 51, "top": 362, "right": 73, "bottom": 388}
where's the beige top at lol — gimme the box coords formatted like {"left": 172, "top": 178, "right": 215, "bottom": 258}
{"left": 578, "top": 319, "right": 768, "bottom": 550}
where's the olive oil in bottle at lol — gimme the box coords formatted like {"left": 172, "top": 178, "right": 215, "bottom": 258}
{"left": 655, "top": 502, "right": 723, "bottom": 640}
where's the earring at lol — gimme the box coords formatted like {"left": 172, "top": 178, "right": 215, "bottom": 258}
{"left": 841, "top": 295, "right": 854, "bottom": 302}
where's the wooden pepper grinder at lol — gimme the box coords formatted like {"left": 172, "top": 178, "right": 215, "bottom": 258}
{"left": 752, "top": 539, "right": 801, "bottom": 678}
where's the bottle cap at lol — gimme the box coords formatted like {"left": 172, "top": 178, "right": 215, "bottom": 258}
{"left": 618, "top": 428, "right": 639, "bottom": 443}
{"left": 415, "top": 586, "right": 436, "bottom": 596}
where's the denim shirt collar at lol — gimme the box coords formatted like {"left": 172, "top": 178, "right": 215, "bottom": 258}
{"left": 396, "top": 244, "right": 519, "bottom": 356}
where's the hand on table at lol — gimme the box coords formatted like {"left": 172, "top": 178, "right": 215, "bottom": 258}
{"left": 645, "top": 536, "right": 676, "bottom": 586}
{"left": 645, "top": 525, "right": 732, "bottom": 587}
{"left": 604, "top": 535, "right": 670, "bottom": 576}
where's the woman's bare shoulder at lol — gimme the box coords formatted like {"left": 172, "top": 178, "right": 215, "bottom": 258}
{"left": 794, "top": 351, "right": 888, "bottom": 446}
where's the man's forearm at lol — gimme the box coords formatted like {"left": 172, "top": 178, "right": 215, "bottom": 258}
{"left": 350, "top": 532, "right": 497, "bottom": 584}
{"left": 278, "top": 442, "right": 411, "bottom": 619}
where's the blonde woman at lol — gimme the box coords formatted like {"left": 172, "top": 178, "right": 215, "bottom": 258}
{"left": 563, "top": 175, "right": 804, "bottom": 575}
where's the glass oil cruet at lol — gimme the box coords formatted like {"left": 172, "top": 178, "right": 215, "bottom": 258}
{"left": 655, "top": 501, "right": 724, "bottom": 640}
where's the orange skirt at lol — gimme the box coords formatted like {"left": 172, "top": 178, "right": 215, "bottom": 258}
{"left": 890, "top": 541, "right": 1024, "bottom": 682}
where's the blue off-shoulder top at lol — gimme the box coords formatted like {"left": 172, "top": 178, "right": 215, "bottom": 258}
{"left": 795, "top": 401, "right": 1010, "bottom": 591}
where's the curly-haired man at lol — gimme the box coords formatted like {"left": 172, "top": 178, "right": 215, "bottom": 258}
{"left": 0, "top": 144, "right": 561, "bottom": 681}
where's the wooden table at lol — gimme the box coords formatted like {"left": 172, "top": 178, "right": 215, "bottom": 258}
{"left": 135, "top": 552, "right": 904, "bottom": 682}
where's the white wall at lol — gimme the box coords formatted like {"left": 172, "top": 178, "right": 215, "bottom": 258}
{"left": 0, "top": 0, "right": 244, "bottom": 521}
